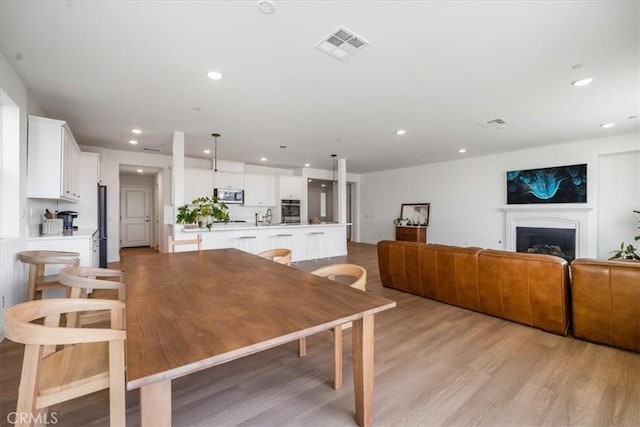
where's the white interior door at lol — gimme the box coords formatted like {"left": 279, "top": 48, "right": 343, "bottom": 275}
{"left": 120, "top": 186, "right": 151, "bottom": 247}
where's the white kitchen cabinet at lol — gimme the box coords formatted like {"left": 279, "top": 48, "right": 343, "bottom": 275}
{"left": 244, "top": 174, "right": 275, "bottom": 206}
{"left": 184, "top": 168, "right": 214, "bottom": 204}
{"left": 213, "top": 171, "right": 244, "bottom": 189}
{"left": 57, "top": 153, "right": 100, "bottom": 228}
{"left": 279, "top": 176, "right": 303, "bottom": 200}
{"left": 27, "top": 115, "right": 81, "bottom": 202}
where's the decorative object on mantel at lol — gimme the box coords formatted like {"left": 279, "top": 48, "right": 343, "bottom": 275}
{"left": 506, "top": 163, "right": 587, "bottom": 204}
{"left": 609, "top": 209, "right": 640, "bottom": 261}
{"left": 398, "top": 203, "right": 430, "bottom": 226}
{"left": 176, "top": 196, "right": 229, "bottom": 231}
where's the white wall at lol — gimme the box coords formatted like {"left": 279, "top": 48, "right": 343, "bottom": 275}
{"left": 0, "top": 52, "right": 29, "bottom": 335}
{"left": 597, "top": 150, "right": 640, "bottom": 256}
{"left": 359, "top": 132, "right": 639, "bottom": 259}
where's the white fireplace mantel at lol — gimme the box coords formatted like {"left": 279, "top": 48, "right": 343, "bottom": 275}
{"left": 501, "top": 204, "right": 595, "bottom": 258}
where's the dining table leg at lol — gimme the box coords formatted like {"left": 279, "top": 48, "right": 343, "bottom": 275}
{"left": 352, "top": 314, "right": 374, "bottom": 427}
{"left": 140, "top": 379, "right": 172, "bottom": 427}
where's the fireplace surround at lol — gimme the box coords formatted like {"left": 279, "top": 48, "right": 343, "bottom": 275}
{"left": 502, "top": 204, "right": 595, "bottom": 259}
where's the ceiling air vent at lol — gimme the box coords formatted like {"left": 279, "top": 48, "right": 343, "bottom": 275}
{"left": 142, "top": 147, "right": 161, "bottom": 152}
{"left": 486, "top": 118, "right": 508, "bottom": 129}
{"left": 315, "top": 26, "right": 369, "bottom": 61}
{"left": 477, "top": 118, "right": 508, "bottom": 129}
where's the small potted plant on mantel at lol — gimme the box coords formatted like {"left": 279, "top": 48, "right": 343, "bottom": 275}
{"left": 609, "top": 209, "right": 640, "bottom": 261}
{"left": 176, "top": 196, "right": 230, "bottom": 231}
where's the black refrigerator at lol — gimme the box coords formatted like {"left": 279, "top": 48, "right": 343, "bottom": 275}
{"left": 98, "top": 184, "right": 108, "bottom": 268}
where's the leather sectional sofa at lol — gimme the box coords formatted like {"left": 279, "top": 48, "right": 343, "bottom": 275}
{"left": 377, "top": 240, "right": 639, "bottom": 352}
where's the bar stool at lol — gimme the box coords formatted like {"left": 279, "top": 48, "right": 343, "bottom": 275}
{"left": 19, "top": 250, "right": 80, "bottom": 301}
{"left": 272, "top": 232, "right": 296, "bottom": 264}
{"left": 307, "top": 231, "right": 325, "bottom": 262}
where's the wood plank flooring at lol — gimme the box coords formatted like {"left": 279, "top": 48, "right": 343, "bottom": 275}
{"left": 1, "top": 242, "right": 638, "bottom": 426}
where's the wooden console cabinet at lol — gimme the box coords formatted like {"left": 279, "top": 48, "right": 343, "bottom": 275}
{"left": 395, "top": 226, "right": 427, "bottom": 243}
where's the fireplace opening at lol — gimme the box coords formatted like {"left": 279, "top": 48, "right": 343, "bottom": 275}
{"left": 516, "top": 227, "right": 576, "bottom": 263}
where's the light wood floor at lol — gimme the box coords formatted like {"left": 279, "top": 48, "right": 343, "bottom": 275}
{"left": 1, "top": 243, "right": 638, "bottom": 426}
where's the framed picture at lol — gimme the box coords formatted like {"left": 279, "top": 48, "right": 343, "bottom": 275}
{"left": 506, "top": 163, "right": 587, "bottom": 204}
{"left": 400, "top": 203, "right": 430, "bottom": 226}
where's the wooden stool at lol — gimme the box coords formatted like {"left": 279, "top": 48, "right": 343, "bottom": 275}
{"left": 19, "top": 250, "right": 80, "bottom": 301}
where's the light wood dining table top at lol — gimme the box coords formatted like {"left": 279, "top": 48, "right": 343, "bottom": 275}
{"left": 125, "top": 248, "right": 396, "bottom": 390}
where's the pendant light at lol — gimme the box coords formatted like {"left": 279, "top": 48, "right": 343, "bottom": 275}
{"left": 211, "top": 133, "right": 220, "bottom": 172}
{"left": 331, "top": 154, "right": 337, "bottom": 183}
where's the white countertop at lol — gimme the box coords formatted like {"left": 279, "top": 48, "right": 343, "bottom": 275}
{"left": 182, "top": 222, "right": 349, "bottom": 233}
{"left": 27, "top": 226, "right": 98, "bottom": 240}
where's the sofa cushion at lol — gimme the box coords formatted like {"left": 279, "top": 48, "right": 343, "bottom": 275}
{"left": 478, "top": 249, "right": 569, "bottom": 335}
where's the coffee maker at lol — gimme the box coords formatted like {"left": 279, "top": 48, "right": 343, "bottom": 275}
{"left": 57, "top": 211, "right": 78, "bottom": 230}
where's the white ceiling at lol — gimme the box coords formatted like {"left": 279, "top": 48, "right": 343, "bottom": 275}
{"left": 1, "top": 1, "right": 638, "bottom": 173}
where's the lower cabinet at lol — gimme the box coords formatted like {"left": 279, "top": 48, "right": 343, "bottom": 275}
{"left": 26, "top": 229, "right": 99, "bottom": 297}
{"left": 395, "top": 226, "right": 427, "bottom": 243}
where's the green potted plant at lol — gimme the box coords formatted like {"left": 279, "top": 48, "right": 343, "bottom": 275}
{"left": 609, "top": 210, "right": 640, "bottom": 260}
{"left": 176, "top": 196, "right": 230, "bottom": 231}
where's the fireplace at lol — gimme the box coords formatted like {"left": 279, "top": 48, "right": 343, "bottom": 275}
{"left": 502, "top": 204, "right": 595, "bottom": 259}
{"left": 516, "top": 227, "right": 576, "bottom": 263}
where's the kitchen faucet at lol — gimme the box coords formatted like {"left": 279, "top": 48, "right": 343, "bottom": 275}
{"left": 255, "top": 211, "right": 262, "bottom": 226}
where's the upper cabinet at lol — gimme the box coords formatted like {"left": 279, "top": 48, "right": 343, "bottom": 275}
{"left": 279, "top": 176, "right": 303, "bottom": 200}
{"left": 27, "top": 115, "right": 81, "bottom": 202}
{"left": 244, "top": 174, "right": 275, "bottom": 206}
{"left": 213, "top": 171, "right": 245, "bottom": 190}
{"left": 184, "top": 168, "right": 214, "bottom": 204}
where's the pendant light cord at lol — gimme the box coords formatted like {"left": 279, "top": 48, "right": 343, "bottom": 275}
{"left": 212, "top": 133, "right": 220, "bottom": 172}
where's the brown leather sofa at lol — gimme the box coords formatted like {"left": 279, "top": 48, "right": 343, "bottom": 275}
{"left": 378, "top": 240, "right": 571, "bottom": 335}
{"left": 571, "top": 259, "right": 640, "bottom": 352}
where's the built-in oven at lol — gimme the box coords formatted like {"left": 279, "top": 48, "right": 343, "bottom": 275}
{"left": 281, "top": 199, "right": 301, "bottom": 224}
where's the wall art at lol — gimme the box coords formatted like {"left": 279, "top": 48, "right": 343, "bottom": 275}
{"left": 506, "top": 163, "right": 587, "bottom": 204}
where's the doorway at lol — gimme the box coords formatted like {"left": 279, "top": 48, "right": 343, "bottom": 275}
{"left": 120, "top": 185, "right": 152, "bottom": 248}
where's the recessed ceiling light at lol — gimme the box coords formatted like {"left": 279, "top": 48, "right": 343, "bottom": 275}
{"left": 304, "top": 163, "right": 310, "bottom": 167}
{"left": 395, "top": 129, "right": 406, "bottom": 136}
{"left": 260, "top": 157, "right": 267, "bottom": 162}
{"left": 129, "top": 139, "right": 138, "bottom": 145}
{"left": 321, "top": 184, "right": 326, "bottom": 187}
{"left": 258, "top": 0, "right": 276, "bottom": 14}
{"left": 207, "top": 71, "right": 223, "bottom": 80}
{"left": 600, "top": 123, "right": 615, "bottom": 129}
{"left": 136, "top": 169, "right": 143, "bottom": 173}
{"left": 571, "top": 77, "right": 593, "bottom": 87}
{"left": 203, "top": 149, "right": 211, "bottom": 154}
{"left": 308, "top": 179, "right": 313, "bottom": 182}
{"left": 131, "top": 128, "right": 142, "bottom": 134}
{"left": 458, "top": 148, "right": 467, "bottom": 153}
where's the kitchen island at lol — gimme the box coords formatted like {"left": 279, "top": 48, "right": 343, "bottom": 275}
{"left": 172, "top": 223, "right": 348, "bottom": 262}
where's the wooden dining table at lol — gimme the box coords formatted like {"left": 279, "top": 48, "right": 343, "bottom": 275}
{"left": 125, "top": 248, "right": 396, "bottom": 427}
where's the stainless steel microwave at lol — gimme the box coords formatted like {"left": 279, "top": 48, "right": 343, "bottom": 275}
{"left": 214, "top": 188, "right": 244, "bottom": 204}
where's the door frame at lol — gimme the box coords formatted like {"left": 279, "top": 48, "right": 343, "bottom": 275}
{"left": 119, "top": 184, "right": 155, "bottom": 248}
